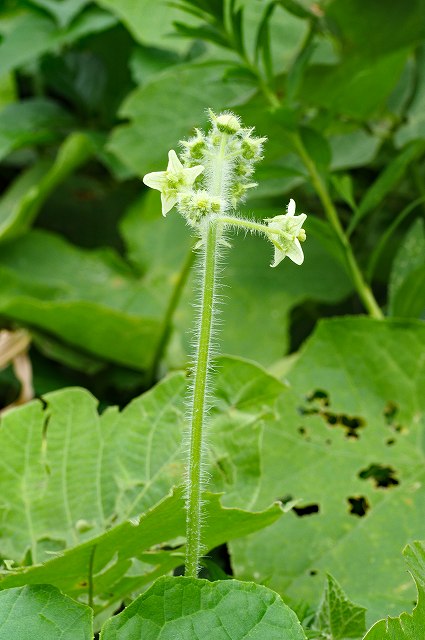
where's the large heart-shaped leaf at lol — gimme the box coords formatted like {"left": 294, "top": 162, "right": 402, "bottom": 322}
{"left": 230, "top": 317, "right": 425, "bottom": 623}
{"left": 100, "top": 576, "right": 307, "bottom": 640}
{"left": 0, "top": 584, "right": 92, "bottom": 640}
{"left": 0, "top": 357, "right": 285, "bottom": 615}
{"left": 0, "top": 488, "right": 282, "bottom": 623}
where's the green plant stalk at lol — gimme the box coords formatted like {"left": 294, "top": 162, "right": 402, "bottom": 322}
{"left": 185, "top": 219, "right": 218, "bottom": 577}
{"left": 218, "top": 215, "right": 286, "bottom": 238}
{"left": 185, "top": 132, "right": 230, "bottom": 576}
{"left": 291, "top": 133, "right": 383, "bottom": 319}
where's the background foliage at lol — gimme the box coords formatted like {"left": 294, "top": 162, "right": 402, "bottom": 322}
{"left": 0, "top": 0, "right": 424, "bottom": 638}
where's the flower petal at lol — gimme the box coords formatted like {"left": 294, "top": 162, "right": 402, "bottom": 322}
{"left": 286, "top": 238, "right": 304, "bottom": 265}
{"left": 286, "top": 198, "right": 296, "bottom": 216}
{"left": 143, "top": 171, "right": 167, "bottom": 190}
{"left": 167, "top": 149, "right": 183, "bottom": 173}
{"left": 184, "top": 164, "right": 204, "bottom": 184}
{"left": 271, "top": 246, "right": 285, "bottom": 268}
{"left": 161, "top": 192, "right": 177, "bottom": 216}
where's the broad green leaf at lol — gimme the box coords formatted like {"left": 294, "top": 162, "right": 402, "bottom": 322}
{"left": 300, "top": 127, "right": 331, "bottom": 170}
{"left": 27, "top": 0, "right": 92, "bottom": 27}
{"left": 390, "top": 265, "right": 425, "bottom": 319}
{"left": 404, "top": 541, "right": 425, "bottom": 587}
{"left": 0, "top": 584, "right": 93, "bottom": 639}
{"left": 348, "top": 141, "right": 425, "bottom": 234}
{"left": 0, "top": 375, "right": 186, "bottom": 563}
{"left": 0, "top": 132, "right": 95, "bottom": 242}
{"left": 361, "top": 584, "right": 425, "bottom": 639}
{"left": 395, "top": 45, "right": 425, "bottom": 147}
{"left": 300, "top": 50, "right": 408, "bottom": 119}
{"left": 95, "top": 0, "right": 197, "bottom": 51}
{"left": 0, "top": 7, "right": 117, "bottom": 75}
{"left": 367, "top": 196, "right": 425, "bottom": 281}
{"left": 0, "top": 98, "right": 72, "bottom": 161}
{"left": 107, "top": 62, "right": 250, "bottom": 177}
{"left": 388, "top": 218, "right": 425, "bottom": 318}
{"left": 0, "top": 356, "right": 285, "bottom": 614}
{"left": 324, "top": 0, "right": 425, "bottom": 59}
{"left": 0, "top": 489, "right": 282, "bottom": 621}
{"left": 0, "top": 230, "right": 164, "bottom": 369}
{"left": 314, "top": 574, "right": 366, "bottom": 639}
{"left": 100, "top": 576, "right": 307, "bottom": 640}
{"left": 330, "top": 130, "right": 380, "bottom": 171}
{"left": 362, "top": 542, "right": 425, "bottom": 639}
{"left": 230, "top": 317, "right": 425, "bottom": 623}
{"left": 121, "top": 194, "right": 352, "bottom": 366}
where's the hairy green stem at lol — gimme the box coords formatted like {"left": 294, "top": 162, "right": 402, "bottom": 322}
{"left": 185, "top": 220, "right": 218, "bottom": 577}
{"left": 291, "top": 133, "right": 383, "bottom": 319}
{"left": 218, "top": 214, "right": 281, "bottom": 237}
{"left": 185, "top": 132, "right": 229, "bottom": 576}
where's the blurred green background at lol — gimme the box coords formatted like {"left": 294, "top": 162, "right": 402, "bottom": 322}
{"left": 0, "top": 0, "right": 424, "bottom": 408}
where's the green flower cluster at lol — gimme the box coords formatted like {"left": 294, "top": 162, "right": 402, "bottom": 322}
{"left": 144, "top": 110, "right": 265, "bottom": 226}
{"left": 143, "top": 110, "right": 307, "bottom": 265}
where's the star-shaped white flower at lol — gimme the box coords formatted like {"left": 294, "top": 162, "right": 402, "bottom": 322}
{"left": 143, "top": 150, "right": 204, "bottom": 216}
{"left": 265, "top": 199, "right": 307, "bottom": 267}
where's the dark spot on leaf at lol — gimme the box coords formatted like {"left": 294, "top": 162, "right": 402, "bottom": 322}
{"left": 347, "top": 495, "right": 370, "bottom": 517}
{"left": 215, "top": 457, "right": 233, "bottom": 483}
{"left": 323, "top": 411, "right": 338, "bottom": 425}
{"left": 299, "top": 395, "right": 365, "bottom": 439}
{"left": 293, "top": 503, "right": 320, "bottom": 517}
{"left": 325, "top": 438, "right": 332, "bottom": 445}
{"left": 78, "top": 580, "right": 88, "bottom": 587}
{"left": 309, "top": 569, "right": 318, "bottom": 576}
{"left": 298, "top": 406, "right": 318, "bottom": 416}
{"left": 358, "top": 463, "right": 399, "bottom": 488}
{"left": 383, "top": 401, "right": 399, "bottom": 423}
{"left": 306, "top": 389, "right": 330, "bottom": 406}
{"left": 386, "top": 438, "right": 395, "bottom": 446}
{"left": 384, "top": 401, "right": 406, "bottom": 433}
{"left": 297, "top": 426, "right": 311, "bottom": 441}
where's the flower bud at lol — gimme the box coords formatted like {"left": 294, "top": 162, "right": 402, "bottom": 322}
{"left": 215, "top": 113, "right": 241, "bottom": 134}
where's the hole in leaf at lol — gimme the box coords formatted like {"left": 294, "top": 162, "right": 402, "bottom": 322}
{"left": 347, "top": 495, "right": 370, "bottom": 517}
{"left": 323, "top": 412, "right": 338, "bottom": 425}
{"left": 298, "top": 406, "right": 318, "bottom": 416}
{"left": 306, "top": 389, "right": 330, "bottom": 406}
{"left": 358, "top": 463, "right": 399, "bottom": 488}
{"left": 299, "top": 394, "right": 365, "bottom": 439}
{"left": 293, "top": 503, "right": 320, "bottom": 517}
